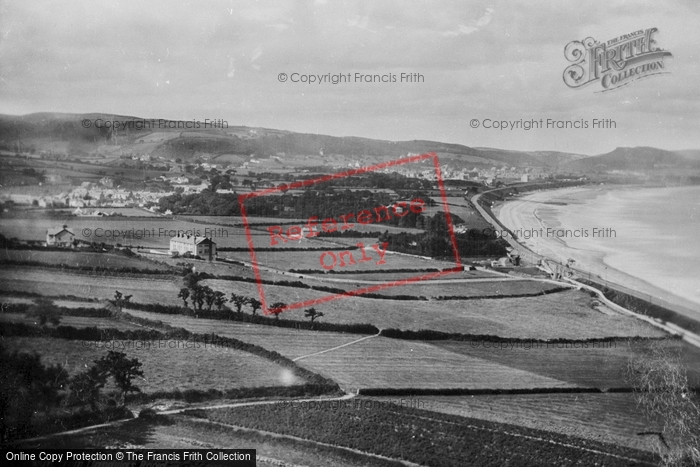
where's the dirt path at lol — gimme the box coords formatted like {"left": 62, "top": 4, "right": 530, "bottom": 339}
{"left": 292, "top": 331, "right": 381, "bottom": 362}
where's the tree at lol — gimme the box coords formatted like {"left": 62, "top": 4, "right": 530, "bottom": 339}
{"left": 25, "top": 297, "right": 61, "bottom": 327}
{"left": 269, "top": 302, "right": 286, "bottom": 321}
{"left": 95, "top": 351, "right": 144, "bottom": 406}
{"left": 0, "top": 345, "right": 68, "bottom": 442}
{"left": 67, "top": 365, "right": 108, "bottom": 411}
{"left": 213, "top": 291, "right": 227, "bottom": 311}
{"left": 203, "top": 286, "right": 216, "bottom": 312}
{"left": 229, "top": 293, "right": 247, "bottom": 314}
{"left": 178, "top": 287, "right": 190, "bottom": 308}
{"left": 304, "top": 307, "right": 324, "bottom": 329}
{"left": 190, "top": 285, "right": 206, "bottom": 316}
{"left": 248, "top": 298, "right": 262, "bottom": 315}
{"left": 112, "top": 290, "right": 132, "bottom": 313}
{"left": 626, "top": 338, "right": 700, "bottom": 466}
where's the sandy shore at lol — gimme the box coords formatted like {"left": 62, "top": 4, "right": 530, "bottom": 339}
{"left": 494, "top": 186, "right": 700, "bottom": 321}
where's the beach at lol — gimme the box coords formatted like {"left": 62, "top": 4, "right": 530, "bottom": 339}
{"left": 494, "top": 185, "right": 700, "bottom": 322}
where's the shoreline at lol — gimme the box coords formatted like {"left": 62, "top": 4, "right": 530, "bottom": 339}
{"left": 492, "top": 185, "right": 700, "bottom": 323}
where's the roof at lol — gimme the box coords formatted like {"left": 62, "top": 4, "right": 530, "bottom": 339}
{"left": 169, "top": 235, "right": 215, "bottom": 245}
{"left": 47, "top": 225, "right": 74, "bottom": 236}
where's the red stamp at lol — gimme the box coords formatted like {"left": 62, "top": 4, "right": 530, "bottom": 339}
{"left": 238, "top": 152, "right": 462, "bottom": 315}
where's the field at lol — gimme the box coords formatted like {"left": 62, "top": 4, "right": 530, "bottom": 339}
{"left": 221, "top": 249, "right": 460, "bottom": 272}
{"left": 0, "top": 312, "right": 144, "bottom": 331}
{"left": 432, "top": 338, "right": 700, "bottom": 388}
{"left": 341, "top": 278, "right": 565, "bottom": 298}
{"left": 2, "top": 297, "right": 109, "bottom": 310}
{"left": 200, "top": 279, "right": 665, "bottom": 339}
{"left": 4, "top": 337, "right": 306, "bottom": 393}
{"left": 0, "top": 265, "right": 182, "bottom": 305}
{"left": 0, "top": 249, "right": 172, "bottom": 271}
{"left": 8, "top": 413, "right": 409, "bottom": 467}
{"left": 0, "top": 265, "right": 667, "bottom": 340}
{"left": 141, "top": 252, "right": 257, "bottom": 277}
{"left": 402, "top": 393, "right": 662, "bottom": 452}
{"left": 121, "top": 308, "right": 364, "bottom": 360}
{"left": 297, "top": 336, "right": 575, "bottom": 392}
{"left": 302, "top": 268, "right": 500, "bottom": 281}
{"left": 204, "top": 273, "right": 568, "bottom": 301}
{"left": 185, "top": 402, "right": 655, "bottom": 467}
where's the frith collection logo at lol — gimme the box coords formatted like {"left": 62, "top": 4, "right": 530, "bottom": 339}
{"left": 563, "top": 28, "right": 672, "bottom": 92}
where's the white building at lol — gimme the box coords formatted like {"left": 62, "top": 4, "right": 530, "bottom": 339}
{"left": 47, "top": 225, "right": 75, "bottom": 247}
{"left": 169, "top": 235, "right": 217, "bottom": 260}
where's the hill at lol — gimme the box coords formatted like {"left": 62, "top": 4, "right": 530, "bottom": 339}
{"left": 564, "top": 146, "right": 695, "bottom": 172}
{"left": 677, "top": 149, "right": 700, "bottom": 161}
{"left": 0, "top": 112, "right": 576, "bottom": 169}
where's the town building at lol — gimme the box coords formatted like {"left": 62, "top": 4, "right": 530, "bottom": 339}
{"left": 46, "top": 225, "right": 75, "bottom": 247}
{"left": 169, "top": 235, "right": 217, "bottom": 260}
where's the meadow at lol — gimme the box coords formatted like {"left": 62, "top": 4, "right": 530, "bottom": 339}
{"left": 221, "top": 249, "right": 460, "bottom": 273}
{"left": 303, "top": 268, "right": 500, "bottom": 281}
{"left": 0, "top": 249, "right": 171, "bottom": 271}
{"left": 4, "top": 336, "right": 306, "bottom": 393}
{"left": 0, "top": 266, "right": 182, "bottom": 305}
{"left": 119, "top": 308, "right": 367, "bottom": 360}
{"left": 0, "top": 312, "right": 143, "bottom": 331}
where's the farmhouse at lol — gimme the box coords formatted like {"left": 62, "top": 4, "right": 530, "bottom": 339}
{"left": 46, "top": 225, "right": 75, "bottom": 248}
{"left": 169, "top": 234, "right": 217, "bottom": 260}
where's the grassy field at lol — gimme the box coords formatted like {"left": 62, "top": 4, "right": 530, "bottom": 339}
{"left": 0, "top": 249, "right": 172, "bottom": 271}
{"left": 404, "top": 393, "right": 662, "bottom": 453}
{"left": 200, "top": 279, "right": 665, "bottom": 339}
{"left": 0, "top": 312, "right": 144, "bottom": 331}
{"left": 0, "top": 265, "right": 182, "bottom": 305}
{"left": 4, "top": 337, "right": 306, "bottom": 393}
{"left": 121, "top": 308, "right": 364, "bottom": 360}
{"left": 302, "top": 268, "right": 501, "bottom": 281}
{"left": 346, "top": 278, "right": 565, "bottom": 298}
{"left": 221, "top": 249, "right": 460, "bottom": 272}
{"left": 432, "top": 338, "right": 700, "bottom": 389}
{"left": 298, "top": 336, "right": 574, "bottom": 392}
{"left": 141, "top": 253, "right": 257, "bottom": 278}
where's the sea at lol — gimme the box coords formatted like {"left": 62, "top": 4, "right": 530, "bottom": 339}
{"left": 497, "top": 185, "right": 700, "bottom": 319}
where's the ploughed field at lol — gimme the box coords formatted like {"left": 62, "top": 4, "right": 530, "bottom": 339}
{"left": 180, "top": 402, "right": 655, "bottom": 467}
{"left": 15, "top": 404, "right": 655, "bottom": 467}
{"left": 395, "top": 393, "right": 663, "bottom": 453}
{"left": 3, "top": 336, "right": 306, "bottom": 393}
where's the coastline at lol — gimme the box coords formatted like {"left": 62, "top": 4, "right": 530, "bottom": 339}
{"left": 492, "top": 185, "right": 700, "bottom": 323}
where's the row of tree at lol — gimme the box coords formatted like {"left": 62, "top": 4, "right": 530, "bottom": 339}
{"left": 176, "top": 286, "right": 324, "bottom": 325}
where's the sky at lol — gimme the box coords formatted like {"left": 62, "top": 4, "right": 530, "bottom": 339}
{"left": 0, "top": 0, "right": 698, "bottom": 155}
